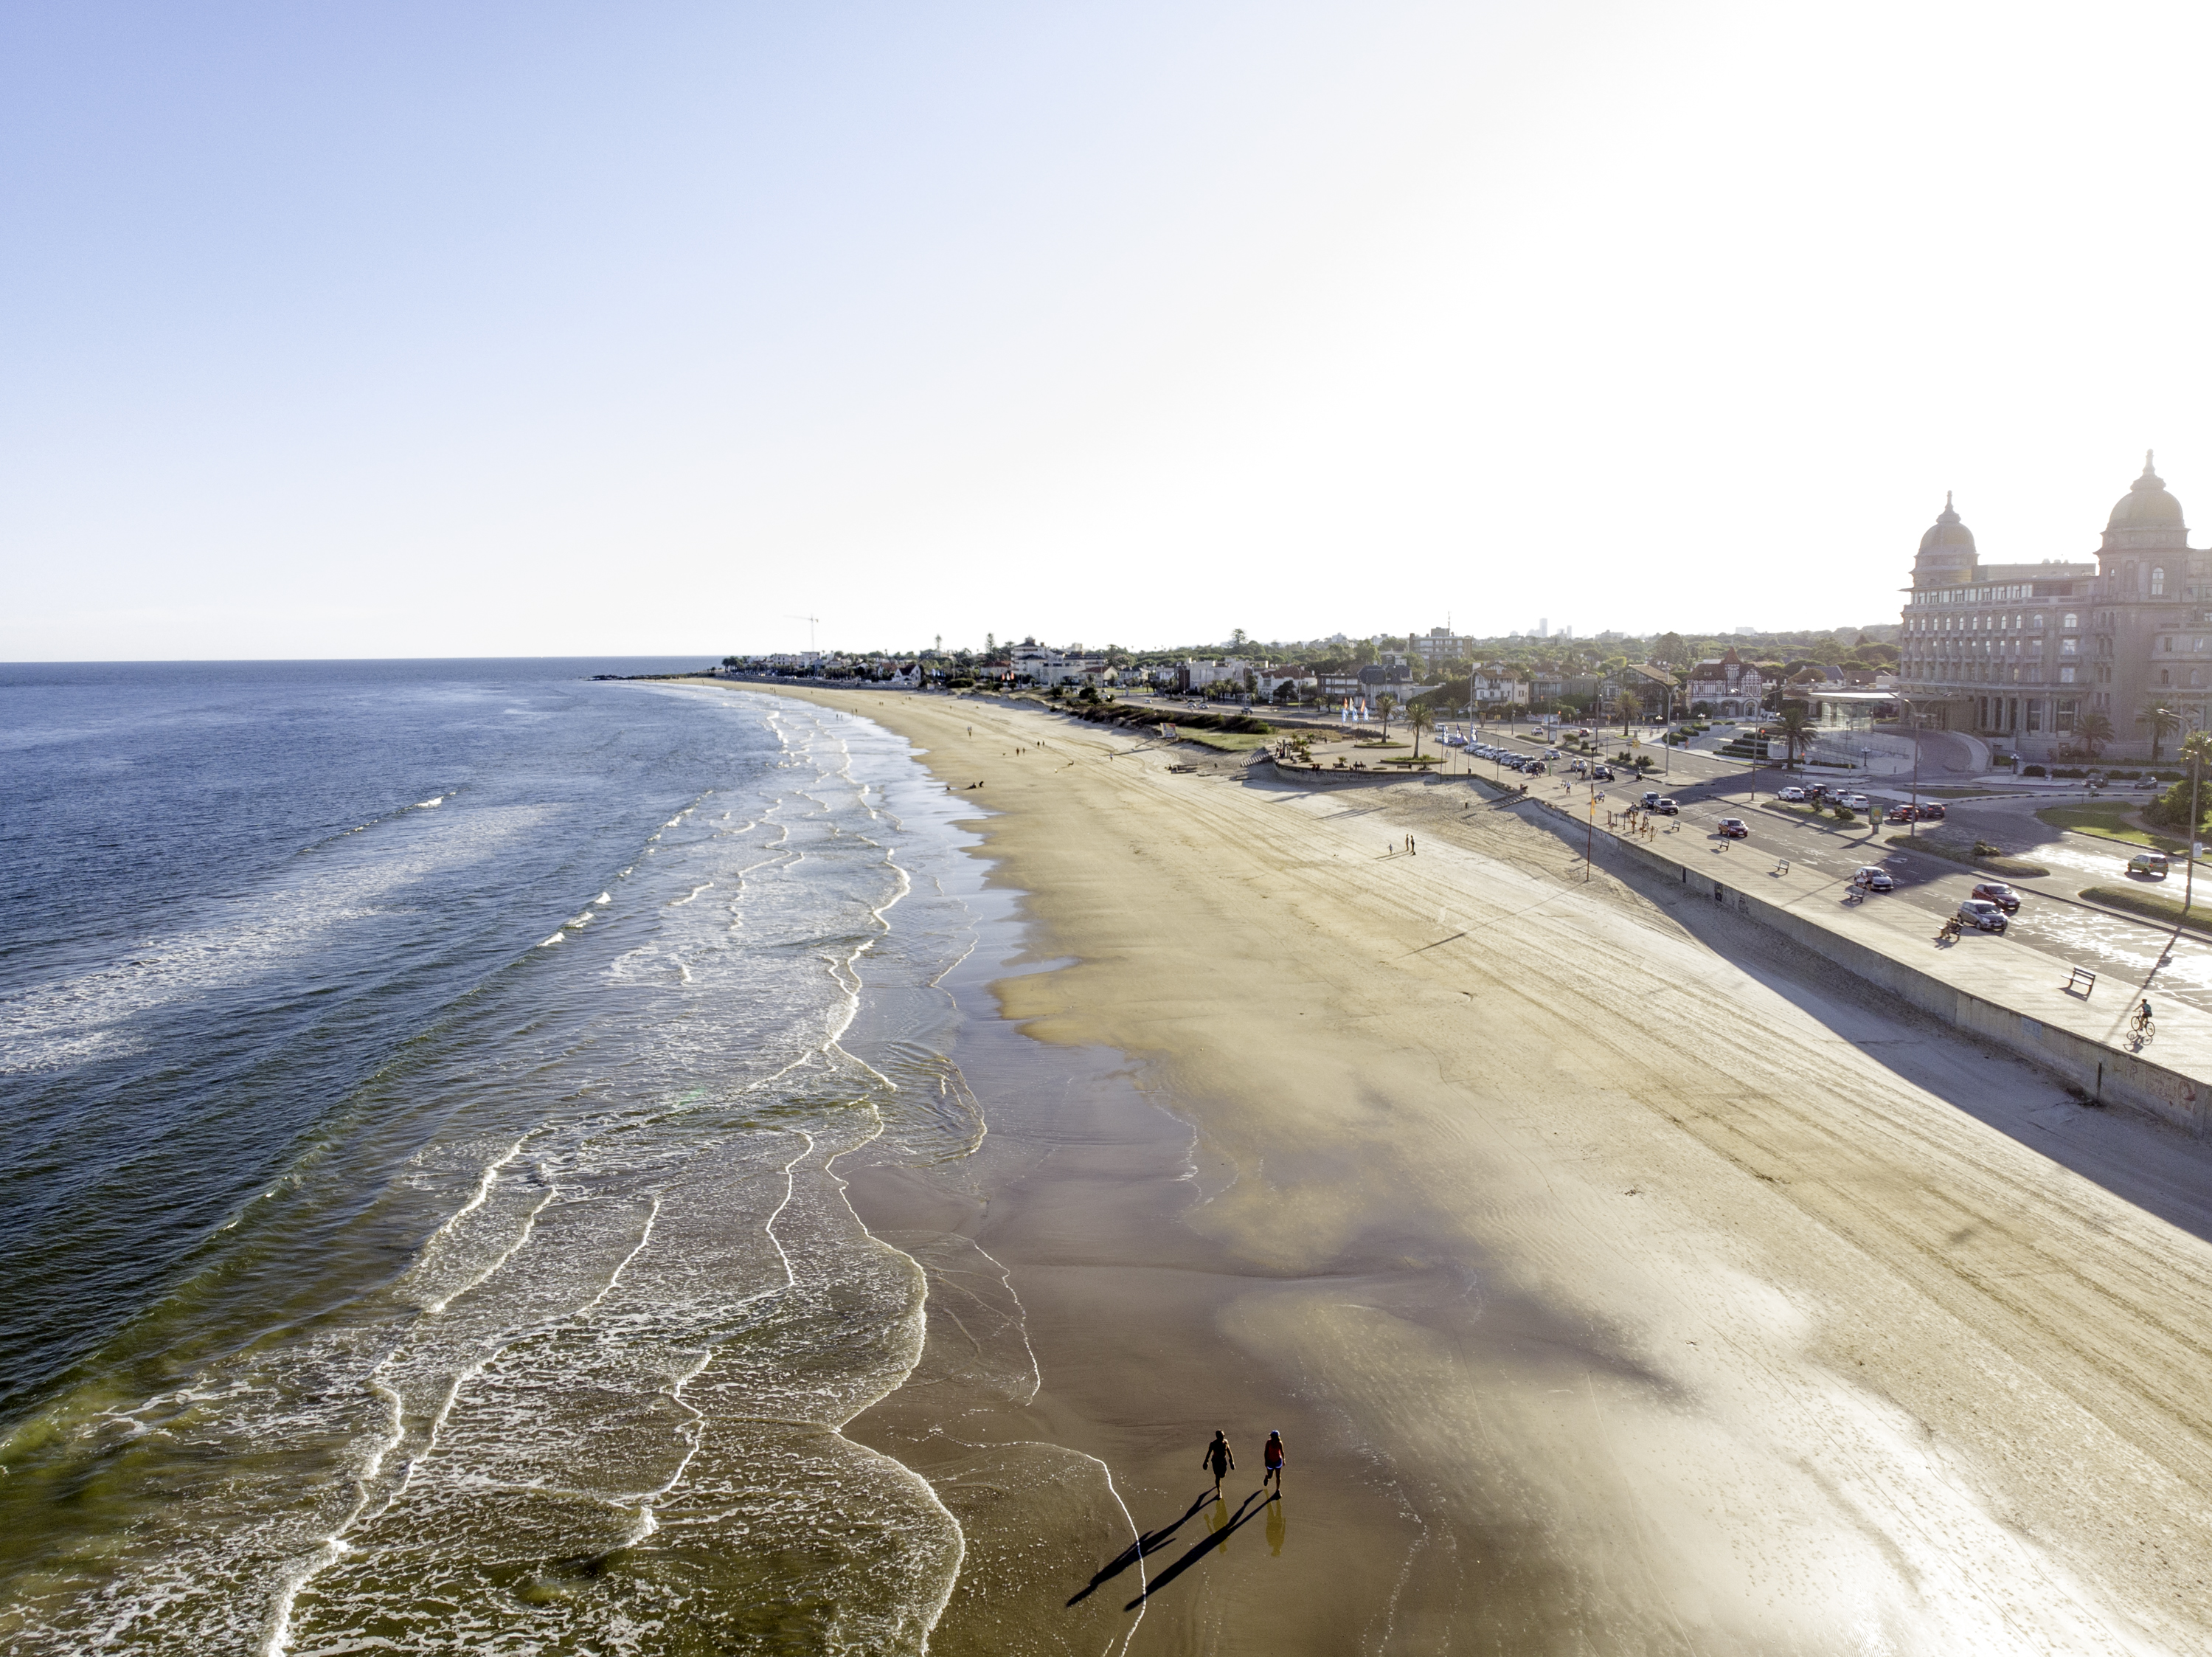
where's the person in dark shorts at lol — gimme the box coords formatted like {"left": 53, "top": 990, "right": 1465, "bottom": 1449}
{"left": 1263, "top": 1430, "right": 1285, "bottom": 1492}
{"left": 1202, "top": 1429, "right": 1235, "bottom": 1495}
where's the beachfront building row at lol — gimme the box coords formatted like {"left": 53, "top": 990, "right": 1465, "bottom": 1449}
{"left": 1891, "top": 454, "right": 2210, "bottom": 759}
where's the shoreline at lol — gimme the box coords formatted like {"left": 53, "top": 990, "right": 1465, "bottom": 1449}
{"left": 696, "top": 679, "right": 2212, "bottom": 1653}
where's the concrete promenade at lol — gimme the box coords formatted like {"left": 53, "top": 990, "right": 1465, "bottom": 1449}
{"left": 1495, "top": 775, "right": 2212, "bottom": 1134}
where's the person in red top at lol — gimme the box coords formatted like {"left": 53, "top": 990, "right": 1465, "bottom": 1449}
{"left": 1263, "top": 1430, "right": 1285, "bottom": 1493}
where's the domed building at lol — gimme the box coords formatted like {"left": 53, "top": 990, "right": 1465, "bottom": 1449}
{"left": 1895, "top": 454, "right": 2212, "bottom": 760}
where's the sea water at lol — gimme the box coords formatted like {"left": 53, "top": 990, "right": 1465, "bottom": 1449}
{"left": 0, "top": 661, "right": 993, "bottom": 1653}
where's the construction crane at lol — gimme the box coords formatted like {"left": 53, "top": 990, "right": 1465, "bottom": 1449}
{"left": 785, "top": 613, "right": 821, "bottom": 653}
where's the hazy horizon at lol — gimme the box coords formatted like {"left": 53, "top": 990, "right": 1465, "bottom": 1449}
{"left": 8, "top": 3, "right": 2211, "bottom": 661}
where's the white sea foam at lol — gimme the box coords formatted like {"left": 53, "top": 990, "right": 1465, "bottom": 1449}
{"left": 0, "top": 805, "right": 550, "bottom": 1075}
{"left": 1, "top": 696, "right": 1001, "bottom": 1654}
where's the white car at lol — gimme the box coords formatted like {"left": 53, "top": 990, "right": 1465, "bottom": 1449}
{"left": 1853, "top": 866, "right": 1895, "bottom": 892}
{"left": 1842, "top": 792, "right": 1871, "bottom": 810}
{"left": 1778, "top": 786, "right": 1806, "bottom": 803}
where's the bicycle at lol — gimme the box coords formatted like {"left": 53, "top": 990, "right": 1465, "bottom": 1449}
{"left": 2129, "top": 1009, "right": 2155, "bottom": 1043}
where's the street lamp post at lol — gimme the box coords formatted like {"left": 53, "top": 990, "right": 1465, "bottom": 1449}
{"left": 2188, "top": 743, "right": 2203, "bottom": 918}
{"left": 1901, "top": 697, "right": 1921, "bottom": 837}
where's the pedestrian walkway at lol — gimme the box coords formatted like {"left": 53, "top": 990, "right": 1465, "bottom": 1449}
{"left": 1501, "top": 780, "right": 2212, "bottom": 1132}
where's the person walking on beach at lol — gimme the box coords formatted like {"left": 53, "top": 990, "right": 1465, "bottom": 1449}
{"left": 1263, "top": 1430, "right": 1285, "bottom": 1493}
{"left": 1202, "top": 1429, "right": 1235, "bottom": 1496}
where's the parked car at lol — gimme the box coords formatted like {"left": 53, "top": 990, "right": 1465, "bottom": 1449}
{"left": 1592, "top": 764, "right": 1615, "bottom": 781}
{"left": 1842, "top": 792, "right": 1871, "bottom": 810}
{"left": 1853, "top": 866, "right": 1895, "bottom": 892}
{"left": 1525, "top": 761, "right": 1547, "bottom": 776}
{"left": 1970, "top": 882, "right": 2021, "bottom": 912}
{"left": 1544, "top": 748, "right": 1562, "bottom": 758}
{"left": 1717, "top": 817, "right": 1750, "bottom": 838}
{"left": 2128, "top": 851, "right": 2170, "bottom": 879}
{"left": 1885, "top": 805, "right": 1914, "bottom": 823}
{"left": 1915, "top": 802, "right": 1946, "bottom": 820}
{"left": 1778, "top": 786, "right": 1807, "bottom": 803}
{"left": 1641, "top": 791, "right": 1663, "bottom": 809}
{"left": 1570, "top": 758, "right": 1588, "bottom": 772}
{"left": 1652, "top": 798, "right": 1679, "bottom": 814}
{"left": 1955, "top": 899, "right": 2009, "bottom": 933}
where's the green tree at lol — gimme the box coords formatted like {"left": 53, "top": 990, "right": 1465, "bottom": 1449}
{"left": 2077, "top": 710, "right": 2115, "bottom": 759}
{"left": 1612, "top": 684, "right": 1643, "bottom": 734}
{"left": 1375, "top": 691, "right": 1397, "bottom": 738}
{"left": 2140, "top": 703, "right": 2185, "bottom": 763}
{"left": 1231, "top": 628, "right": 1249, "bottom": 650}
{"left": 1407, "top": 699, "right": 1435, "bottom": 758}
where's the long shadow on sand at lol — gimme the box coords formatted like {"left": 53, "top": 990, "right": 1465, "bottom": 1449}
{"left": 1120, "top": 1490, "right": 1273, "bottom": 1612}
{"left": 1066, "top": 1489, "right": 1216, "bottom": 1606}
{"left": 1523, "top": 812, "right": 2212, "bottom": 1244}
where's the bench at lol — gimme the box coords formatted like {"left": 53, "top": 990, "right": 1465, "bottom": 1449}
{"left": 2066, "top": 965, "right": 2097, "bottom": 997}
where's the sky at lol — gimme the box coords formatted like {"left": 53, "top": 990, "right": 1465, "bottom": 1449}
{"left": 7, "top": 1, "right": 2212, "bottom": 661}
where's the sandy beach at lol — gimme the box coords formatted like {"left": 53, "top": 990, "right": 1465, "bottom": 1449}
{"left": 711, "top": 682, "right": 2212, "bottom": 1655}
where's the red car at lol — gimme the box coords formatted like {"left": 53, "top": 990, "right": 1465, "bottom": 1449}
{"left": 1970, "top": 882, "right": 2020, "bottom": 912}
{"left": 1717, "top": 817, "right": 1750, "bottom": 838}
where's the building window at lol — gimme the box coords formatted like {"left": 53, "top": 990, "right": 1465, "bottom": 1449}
{"left": 2027, "top": 700, "right": 2042, "bottom": 732}
{"left": 2154, "top": 567, "right": 2168, "bottom": 595}
{"left": 2056, "top": 699, "right": 2078, "bottom": 733}
{"left": 2031, "top": 615, "right": 2045, "bottom": 630}
{"left": 2160, "top": 668, "right": 2172, "bottom": 686}
{"left": 2164, "top": 637, "right": 2175, "bottom": 652}
{"left": 2060, "top": 667, "right": 2076, "bottom": 683}
{"left": 2060, "top": 638, "right": 2076, "bottom": 654}
{"left": 2063, "top": 614, "right": 2078, "bottom": 629}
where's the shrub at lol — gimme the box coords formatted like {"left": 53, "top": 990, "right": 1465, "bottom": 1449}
{"left": 2022, "top": 764, "right": 2045, "bottom": 777}
{"left": 2144, "top": 778, "right": 2209, "bottom": 832}
{"left": 1831, "top": 806, "right": 1857, "bottom": 823}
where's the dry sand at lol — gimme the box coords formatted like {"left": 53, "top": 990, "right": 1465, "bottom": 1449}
{"left": 708, "top": 683, "right": 2212, "bottom": 1654}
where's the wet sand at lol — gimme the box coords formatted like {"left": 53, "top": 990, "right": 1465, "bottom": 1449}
{"left": 723, "top": 685, "right": 2212, "bottom": 1653}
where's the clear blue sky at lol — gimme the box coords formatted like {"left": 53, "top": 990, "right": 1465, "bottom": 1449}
{"left": 7, "top": 1, "right": 2212, "bottom": 660}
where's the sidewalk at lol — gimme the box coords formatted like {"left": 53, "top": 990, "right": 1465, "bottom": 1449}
{"left": 1492, "top": 778, "right": 2212, "bottom": 1134}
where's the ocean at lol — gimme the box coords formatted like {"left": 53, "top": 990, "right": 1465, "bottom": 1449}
{"left": 0, "top": 660, "right": 997, "bottom": 1653}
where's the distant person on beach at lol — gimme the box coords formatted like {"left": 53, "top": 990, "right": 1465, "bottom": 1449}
{"left": 1203, "top": 1430, "right": 1235, "bottom": 1495}
{"left": 1263, "top": 1431, "right": 1285, "bottom": 1492}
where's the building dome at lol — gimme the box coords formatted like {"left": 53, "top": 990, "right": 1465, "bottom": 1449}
{"left": 1918, "top": 491, "right": 1976, "bottom": 555}
{"left": 2108, "top": 451, "right": 2184, "bottom": 530}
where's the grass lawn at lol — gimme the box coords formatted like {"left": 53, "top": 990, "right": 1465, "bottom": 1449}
{"left": 2078, "top": 883, "right": 2212, "bottom": 935}
{"left": 1886, "top": 834, "right": 2049, "bottom": 878}
{"left": 2036, "top": 803, "right": 2194, "bottom": 856}
{"left": 1174, "top": 729, "right": 1271, "bottom": 752}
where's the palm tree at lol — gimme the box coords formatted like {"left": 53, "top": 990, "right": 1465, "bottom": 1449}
{"left": 1612, "top": 685, "right": 1642, "bottom": 736}
{"left": 1375, "top": 691, "right": 1396, "bottom": 739}
{"left": 2140, "top": 703, "right": 2185, "bottom": 764}
{"left": 1775, "top": 704, "right": 1816, "bottom": 769}
{"left": 2078, "top": 710, "right": 2115, "bottom": 759}
{"left": 1407, "top": 699, "right": 1435, "bottom": 759}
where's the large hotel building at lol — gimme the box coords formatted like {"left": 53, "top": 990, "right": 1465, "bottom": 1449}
{"left": 1895, "top": 454, "right": 2208, "bottom": 761}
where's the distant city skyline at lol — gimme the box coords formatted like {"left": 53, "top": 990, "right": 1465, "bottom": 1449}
{"left": 9, "top": 4, "right": 2212, "bottom": 661}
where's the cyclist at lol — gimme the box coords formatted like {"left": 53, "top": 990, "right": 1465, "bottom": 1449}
{"left": 2136, "top": 997, "right": 2155, "bottom": 1031}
